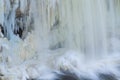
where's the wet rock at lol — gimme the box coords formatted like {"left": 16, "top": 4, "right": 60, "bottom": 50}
{"left": 27, "top": 78, "right": 37, "bottom": 80}
{"left": 0, "top": 73, "right": 4, "bottom": 76}
{"left": 0, "top": 25, "right": 4, "bottom": 38}
{"left": 99, "top": 73, "right": 118, "bottom": 80}
{"left": 56, "top": 71, "right": 79, "bottom": 80}
{"left": 16, "top": 8, "right": 23, "bottom": 18}
{"left": 79, "top": 77, "right": 93, "bottom": 80}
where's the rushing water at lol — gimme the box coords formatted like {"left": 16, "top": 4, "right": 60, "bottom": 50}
{"left": 0, "top": 0, "right": 120, "bottom": 80}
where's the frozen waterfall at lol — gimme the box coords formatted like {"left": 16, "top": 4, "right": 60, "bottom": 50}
{"left": 0, "top": 0, "right": 120, "bottom": 80}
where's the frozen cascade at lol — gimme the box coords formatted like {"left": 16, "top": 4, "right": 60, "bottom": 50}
{"left": 0, "top": 0, "right": 120, "bottom": 80}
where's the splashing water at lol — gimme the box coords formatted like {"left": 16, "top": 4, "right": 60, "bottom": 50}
{"left": 0, "top": 0, "right": 120, "bottom": 80}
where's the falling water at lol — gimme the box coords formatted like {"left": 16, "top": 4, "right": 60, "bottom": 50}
{"left": 0, "top": 0, "right": 120, "bottom": 80}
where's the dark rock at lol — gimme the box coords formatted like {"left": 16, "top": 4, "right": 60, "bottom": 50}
{"left": 57, "top": 74, "right": 79, "bottom": 80}
{"left": 79, "top": 77, "right": 93, "bottom": 80}
{"left": 16, "top": 8, "right": 23, "bottom": 19}
{"left": 0, "top": 24, "right": 5, "bottom": 37}
{"left": 55, "top": 70, "right": 79, "bottom": 80}
{"left": 99, "top": 73, "right": 118, "bottom": 80}
{"left": 14, "top": 27, "right": 24, "bottom": 38}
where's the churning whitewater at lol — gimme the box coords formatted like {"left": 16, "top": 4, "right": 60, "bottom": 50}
{"left": 0, "top": 0, "right": 120, "bottom": 80}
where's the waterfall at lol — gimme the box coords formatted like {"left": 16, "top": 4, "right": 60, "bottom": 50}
{"left": 0, "top": 0, "right": 120, "bottom": 80}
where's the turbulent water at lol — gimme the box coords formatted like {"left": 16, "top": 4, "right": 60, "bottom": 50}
{"left": 0, "top": 0, "right": 120, "bottom": 80}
